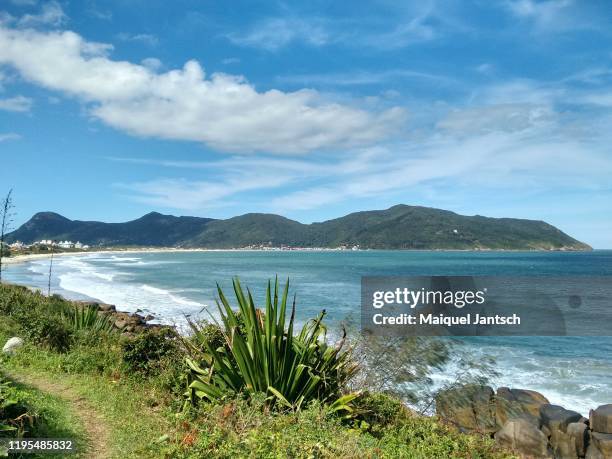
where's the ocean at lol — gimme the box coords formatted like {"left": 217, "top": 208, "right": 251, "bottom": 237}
{"left": 4, "top": 250, "right": 612, "bottom": 415}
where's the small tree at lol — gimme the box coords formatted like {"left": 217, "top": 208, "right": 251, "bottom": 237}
{"left": 0, "top": 189, "right": 15, "bottom": 281}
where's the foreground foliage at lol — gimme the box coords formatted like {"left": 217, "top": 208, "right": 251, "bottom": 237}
{"left": 186, "top": 278, "right": 358, "bottom": 410}
{"left": 0, "top": 282, "right": 514, "bottom": 458}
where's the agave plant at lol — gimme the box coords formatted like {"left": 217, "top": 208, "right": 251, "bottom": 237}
{"left": 63, "top": 305, "right": 116, "bottom": 333}
{"left": 185, "top": 278, "right": 358, "bottom": 411}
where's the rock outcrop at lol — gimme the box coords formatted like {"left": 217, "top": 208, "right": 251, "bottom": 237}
{"left": 437, "top": 385, "right": 610, "bottom": 459}
{"left": 72, "top": 300, "right": 165, "bottom": 335}
{"left": 494, "top": 418, "right": 551, "bottom": 457}
{"left": 435, "top": 384, "right": 497, "bottom": 433}
{"left": 586, "top": 405, "right": 612, "bottom": 459}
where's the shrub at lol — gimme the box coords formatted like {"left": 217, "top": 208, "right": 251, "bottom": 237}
{"left": 187, "top": 320, "right": 225, "bottom": 357}
{"left": 185, "top": 277, "right": 358, "bottom": 410}
{"left": 13, "top": 307, "right": 73, "bottom": 352}
{"left": 121, "top": 327, "right": 181, "bottom": 375}
{"left": 351, "top": 392, "right": 409, "bottom": 431}
{"left": 0, "top": 285, "right": 73, "bottom": 351}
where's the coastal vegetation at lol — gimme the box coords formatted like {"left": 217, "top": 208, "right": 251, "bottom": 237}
{"left": 6, "top": 204, "right": 590, "bottom": 250}
{"left": 0, "top": 281, "right": 513, "bottom": 458}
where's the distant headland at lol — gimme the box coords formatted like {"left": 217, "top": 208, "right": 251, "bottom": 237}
{"left": 5, "top": 204, "right": 591, "bottom": 251}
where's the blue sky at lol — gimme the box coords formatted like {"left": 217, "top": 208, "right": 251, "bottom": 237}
{"left": 1, "top": 0, "right": 612, "bottom": 247}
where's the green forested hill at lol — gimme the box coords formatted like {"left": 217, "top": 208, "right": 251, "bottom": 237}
{"left": 7, "top": 205, "right": 591, "bottom": 250}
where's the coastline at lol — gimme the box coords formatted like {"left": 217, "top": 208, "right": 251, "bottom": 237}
{"left": 2, "top": 247, "right": 211, "bottom": 265}
{"left": 3, "top": 245, "right": 598, "bottom": 267}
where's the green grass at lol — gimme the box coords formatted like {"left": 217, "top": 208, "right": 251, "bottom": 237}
{"left": 0, "top": 372, "right": 87, "bottom": 458}
{"left": 1, "top": 338, "right": 178, "bottom": 458}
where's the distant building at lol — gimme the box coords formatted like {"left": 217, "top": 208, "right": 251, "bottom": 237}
{"left": 9, "top": 241, "right": 25, "bottom": 249}
{"left": 58, "top": 240, "right": 75, "bottom": 249}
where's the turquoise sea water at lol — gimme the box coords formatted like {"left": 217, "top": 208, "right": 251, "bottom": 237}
{"left": 5, "top": 250, "right": 612, "bottom": 414}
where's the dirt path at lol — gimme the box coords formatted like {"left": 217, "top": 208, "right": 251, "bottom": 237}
{"left": 8, "top": 372, "right": 113, "bottom": 459}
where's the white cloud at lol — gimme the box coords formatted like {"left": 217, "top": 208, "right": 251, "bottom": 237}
{"left": 0, "top": 95, "right": 33, "bottom": 112}
{"left": 0, "top": 23, "right": 404, "bottom": 153}
{"left": 0, "top": 132, "right": 21, "bottom": 142}
{"left": 227, "top": 18, "right": 329, "bottom": 51}
{"left": 18, "top": 1, "right": 67, "bottom": 27}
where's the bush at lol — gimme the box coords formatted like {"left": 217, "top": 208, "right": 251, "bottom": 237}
{"left": 185, "top": 278, "right": 358, "bottom": 411}
{"left": 352, "top": 392, "right": 408, "bottom": 431}
{"left": 121, "top": 327, "right": 181, "bottom": 375}
{"left": 0, "top": 376, "right": 35, "bottom": 437}
{"left": 187, "top": 320, "right": 225, "bottom": 355}
{"left": 13, "top": 307, "right": 73, "bottom": 352}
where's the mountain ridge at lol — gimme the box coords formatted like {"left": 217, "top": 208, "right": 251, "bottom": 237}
{"left": 6, "top": 205, "right": 591, "bottom": 250}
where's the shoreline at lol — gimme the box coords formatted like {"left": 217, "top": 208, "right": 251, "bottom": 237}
{"left": 3, "top": 246, "right": 600, "bottom": 266}
{"left": 2, "top": 248, "right": 212, "bottom": 265}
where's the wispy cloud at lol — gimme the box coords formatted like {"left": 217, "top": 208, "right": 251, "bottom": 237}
{"left": 504, "top": 0, "right": 601, "bottom": 33}
{"left": 221, "top": 57, "right": 240, "bottom": 65}
{"left": 276, "top": 69, "right": 456, "bottom": 87}
{"left": 0, "top": 132, "right": 21, "bottom": 142}
{"left": 225, "top": 3, "right": 468, "bottom": 52}
{"left": 116, "top": 32, "right": 158, "bottom": 46}
{"left": 10, "top": 0, "right": 37, "bottom": 6}
{"left": 17, "top": 1, "right": 66, "bottom": 27}
{"left": 226, "top": 17, "right": 329, "bottom": 51}
{"left": 0, "top": 95, "right": 32, "bottom": 112}
{"left": 116, "top": 171, "right": 293, "bottom": 211}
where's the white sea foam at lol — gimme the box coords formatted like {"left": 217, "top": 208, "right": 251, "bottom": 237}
{"left": 44, "top": 255, "right": 208, "bottom": 326}
{"left": 427, "top": 343, "right": 612, "bottom": 416}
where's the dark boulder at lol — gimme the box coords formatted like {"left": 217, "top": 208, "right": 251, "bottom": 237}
{"left": 97, "top": 303, "right": 116, "bottom": 312}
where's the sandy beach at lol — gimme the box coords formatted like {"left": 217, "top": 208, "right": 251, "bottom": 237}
{"left": 1, "top": 248, "right": 210, "bottom": 265}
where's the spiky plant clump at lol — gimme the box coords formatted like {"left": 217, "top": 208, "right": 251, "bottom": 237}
{"left": 185, "top": 278, "right": 358, "bottom": 411}
{"left": 64, "top": 305, "right": 116, "bottom": 334}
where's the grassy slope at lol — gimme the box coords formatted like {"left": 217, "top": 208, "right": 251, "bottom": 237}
{"left": 0, "top": 284, "right": 515, "bottom": 458}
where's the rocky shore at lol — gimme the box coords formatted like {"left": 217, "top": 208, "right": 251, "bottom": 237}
{"left": 71, "top": 299, "right": 169, "bottom": 335}
{"left": 436, "top": 384, "right": 612, "bottom": 458}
